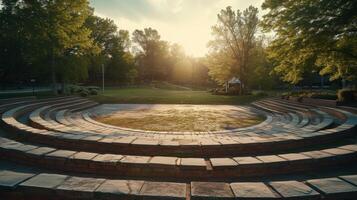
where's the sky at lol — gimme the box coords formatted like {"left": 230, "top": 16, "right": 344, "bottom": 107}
{"left": 89, "top": 0, "right": 265, "bottom": 57}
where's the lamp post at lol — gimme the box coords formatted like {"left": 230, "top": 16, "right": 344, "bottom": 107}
{"left": 102, "top": 63, "right": 105, "bottom": 93}
{"left": 102, "top": 54, "right": 112, "bottom": 93}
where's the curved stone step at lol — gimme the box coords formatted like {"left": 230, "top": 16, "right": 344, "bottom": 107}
{"left": 1, "top": 135, "right": 357, "bottom": 180}
{"left": 1, "top": 163, "right": 357, "bottom": 200}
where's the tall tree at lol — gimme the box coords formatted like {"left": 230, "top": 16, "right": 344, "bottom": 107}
{"left": 85, "top": 15, "right": 135, "bottom": 85}
{"left": 262, "top": 0, "right": 357, "bottom": 85}
{"left": 132, "top": 28, "right": 171, "bottom": 82}
{"left": 19, "top": 0, "right": 96, "bottom": 94}
{"left": 208, "top": 6, "right": 259, "bottom": 93}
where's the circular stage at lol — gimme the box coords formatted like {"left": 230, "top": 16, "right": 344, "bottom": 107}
{"left": 89, "top": 104, "right": 265, "bottom": 132}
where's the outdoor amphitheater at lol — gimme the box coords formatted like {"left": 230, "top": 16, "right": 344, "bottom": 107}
{"left": 0, "top": 96, "right": 357, "bottom": 199}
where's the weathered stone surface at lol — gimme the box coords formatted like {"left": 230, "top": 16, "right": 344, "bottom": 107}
{"left": 278, "top": 153, "right": 310, "bottom": 161}
{"left": 149, "top": 156, "right": 178, "bottom": 166}
{"left": 322, "top": 148, "right": 352, "bottom": 155}
{"left": 70, "top": 152, "right": 98, "bottom": 161}
{"left": 13, "top": 144, "right": 38, "bottom": 152}
{"left": 307, "top": 178, "right": 357, "bottom": 196}
{"left": 46, "top": 150, "right": 77, "bottom": 159}
{"left": 191, "top": 181, "right": 234, "bottom": 199}
{"left": 113, "top": 136, "right": 137, "bottom": 144}
{"left": 95, "top": 179, "right": 143, "bottom": 198}
{"left": 140, "top": 181, "right": 186, "bottom": 199}
{"left": 340, "top": 144, "right": 357, "bottom": 152}
{"left": 57, "top": 176, "right": 105, "bottom": 192}
{"left": 0, "top": 170, "right": 35, "bottom": 188}
{"left": 233, "top": 156, "right": 262, "bottom": 164}
{"left": 132, "top": 138, "right": 160, "bottom": 145}
{"left": 92, "top": 154, "right": 123, "bottom": 163}
{"left": 302, "top": 151, "right": 332, "bottom": 159}
{"left": 270, "top": 181, "right": 319, "bottom": 198}
{"left": 210, "top": 158, "right": 237, "bottom": 168}
{"left": 119, "top": 156, "right": 150, "bottom": 164}
{"left": 256, "top": 155, "right": 285, "bottom": 163}
{"left": 20, "top": 173, "right": 68, "bottom": 189}
{"left": 180, "top": 158, "right": 206, "bottom": 168}
{"left": 230, "top": 182, "right": 277, "bottom": 199}
{"left": 27, "top": 147, "right": 56, "bottom": 156}
{"left": 340, "top": 175, "right": 357, "bottom": 186}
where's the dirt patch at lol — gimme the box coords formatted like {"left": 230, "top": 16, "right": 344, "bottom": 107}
{"left": 94, "top": 105, "right": 263, "bottom": 132}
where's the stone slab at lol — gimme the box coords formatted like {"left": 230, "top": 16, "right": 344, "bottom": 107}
{"left": 71, "top": 152, "right": 98, "bottom": 161}
{"left": 20, "top": 173, "right": 68, "bottom": 189}
{"left": 278, "top": 153, "right": 310, "bottom": 161}
{"left": 233, "top": 157, "right": 263, "bottom": 165}
{"left": 140, "top": 181, "right": 186, "bottom": 199}
{"left": 340, "top": 175, "right": 357, "bottom": 186}
{"left": 230, "top": 182, "right": 277, "bottom": 199}
{"left": 270, "top": 181, "right": 319, "bottom": 199}
{"left": 27, "top": 147, "right": 56, "bottom": 156}
{"left": 0, "top": 170, "right": 35, "bottom": 188}
{"left": 92, "top": 154, "right": 123, "bottom": 163}
{"left": 149, "top": 156, "right": 178, "bottom": 166}
{"left": 322, "top": 148, "right": 352, "bottom": 155}
{"left": 210, "top": 158, "right": 237, "bottom": 167}
{"left": 57, "top": 176, "right": 105, "bottom": 193}
{"left": 302, "top": 151, "right": 332, "bottom": 159}
{"left": 256, "top": 155, "right": 285, "bottom": 163}
{"left": 119, "top": 156, "right": 151, "bottom": 164}
{"left": 191, "top": 181, "right": 234, "bottom": 199}
{"left": 95, "top": 179, "right": 144, "bottom": 198}
{"left": 307, "top": 178, "right": 357, "bottom": 197}
{"left": 180, "top": 158, "right": 206, "bottom": 167}
{"left": 47, "top": 150, "right": 77, "bottom": 159}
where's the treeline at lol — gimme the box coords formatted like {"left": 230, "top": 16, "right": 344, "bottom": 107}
{"left": 0, "top": 0, "right": 209, "bottom": 93}
{"left": 1, "top": 0, "right": 354, "bottom": 93}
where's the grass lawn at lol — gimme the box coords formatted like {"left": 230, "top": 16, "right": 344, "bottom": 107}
{"left": 90, "top": 87, "right": 267, "bottom": 105}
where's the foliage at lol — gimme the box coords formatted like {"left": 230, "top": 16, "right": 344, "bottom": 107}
{"left": 262, "top": 0, "right": 357, "bottom": 84}
{"left": 85, "top": 15, "right": 136, "bottom": 85}
{"left": 207, "top": 6, "right": 260, "bottom": 93}
{"left": 0, "top": 0, "right": 98, "bottom": 94}
{"left": 132, "top": 28, "right": 172, "bottom": 81}
{"left": 337, "top": 89, "right": 356, "bottom": 103}
{"left": 282, "top": 90, "right": 337, "bottom": 100}
{"left": 67, "top": 85, "right": 99, "bottom": 96}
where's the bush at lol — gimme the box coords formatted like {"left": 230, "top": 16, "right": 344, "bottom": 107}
{"left": 89, "top": 88, "right": 98, "bottom": 95}
{"left": 338, "top": 89, "right": 356, "bottom": 103}
{"left": 252, "top": 90, "right": 268, "bottom": 97}
{"left": 66, "top": 85, "right": 99, "bottom": 96}
{"left": 80, "top": 89, "right": 89, "bottom": 97}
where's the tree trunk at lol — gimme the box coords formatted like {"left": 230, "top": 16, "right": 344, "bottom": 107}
{"left": 51, "top": 51, "right": 58, "bottom": 95}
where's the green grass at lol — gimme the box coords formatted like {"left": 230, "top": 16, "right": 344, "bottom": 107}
{"left": 90, "top": 87, "right": 266, "bottom": 105}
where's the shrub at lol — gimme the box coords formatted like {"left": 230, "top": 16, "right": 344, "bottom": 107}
{"left": 89, "top": 88, "right": 98, "bottom": 95}
{"left": 338, "top": 89, "right": 356, "bottom": 103}
{"left": 80, "top": 89, "right": 89, "bottom": 97}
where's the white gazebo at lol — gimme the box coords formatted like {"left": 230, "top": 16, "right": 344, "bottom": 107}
{"left": 225, "top": 77, "right": 241, "bottom": 92}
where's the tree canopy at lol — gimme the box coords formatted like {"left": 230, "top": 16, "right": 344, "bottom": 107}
{"left": 262, "top": 0, "right": 357, "bottom": 84}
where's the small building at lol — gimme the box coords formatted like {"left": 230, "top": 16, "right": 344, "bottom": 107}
{"left": 225, "top": 77, "right": 241, "bottom": 92}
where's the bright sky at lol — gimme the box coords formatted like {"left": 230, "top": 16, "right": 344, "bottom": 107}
{"left": 89, "top": 0, "right": 265, "bottom": 57}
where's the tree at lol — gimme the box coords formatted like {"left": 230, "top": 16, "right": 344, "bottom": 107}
{"left": 132, "top": 28, "right": 171, "bottom": 82}
{"left": 262, "top": 0, "right": 357, "bottom": 85}
{"left": 208, "top": 6, "right": 259, "bottom": 93}
{"left": 85, "top": 15, "right": 135, "bottom": 85}
{"left": 17, "top": 0, "right": 96, "bottom": 94}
